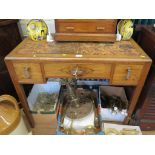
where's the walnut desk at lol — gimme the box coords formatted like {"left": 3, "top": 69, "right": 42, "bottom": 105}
{"left": 5, "top": 38, "right": 152, "bottom": 127}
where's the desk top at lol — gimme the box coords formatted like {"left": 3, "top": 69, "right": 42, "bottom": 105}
{"left": 5, "top": 38, "right": 151, "bottom": 62}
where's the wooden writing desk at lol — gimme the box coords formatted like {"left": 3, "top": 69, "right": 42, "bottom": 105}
{"left": 5, "top": 38, "right": 152, "bottom": 128}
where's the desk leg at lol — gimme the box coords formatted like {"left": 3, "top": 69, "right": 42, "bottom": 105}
{"left": 5, "top": 60, "right": 34, "bottom": 127}
{"left": 16, "top": 84, "right": 34, "bottom": 127}
{"left": 124, "top": 85, "right": 143, "bottom": 124}
{"left": 124, "top": 62, "right": 151, "bottom": 124}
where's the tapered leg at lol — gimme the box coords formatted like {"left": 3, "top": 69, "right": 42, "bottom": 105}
{"left": 124, "top": 62, "right": 152, "bottom": 124}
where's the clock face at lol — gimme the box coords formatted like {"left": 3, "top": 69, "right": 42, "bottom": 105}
{"left": 27, "top": 19, "right": 48, "bottom": 41}
{"left": 65, "top": 99, "right": 93, "bottom": 119}
{"left": 64, "top": 89, "right": 95, "bottom": 120}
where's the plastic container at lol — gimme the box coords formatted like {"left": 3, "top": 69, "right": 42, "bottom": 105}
{"left": 99, "top": 86, "right": 128, "bottom": 122}
{"left": 0, "top": 95, "right": 29, "bottom": 135}
{"left": 27, "top": 81, "right": 61, "bottom": 135}
{"left": 27, "top": 81, "right": 61, "bottom": 114}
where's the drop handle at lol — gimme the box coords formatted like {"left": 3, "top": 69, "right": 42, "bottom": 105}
{"left": 96, "top": 26, "right": 105, "bottom": 30}
{"left": 23, "top": 66, "right": 31, "bottom": 79}
{"left": 65, "top": 26, "right": 75, "bottom": 30}
{"left": 125, "top": 67, "right": 131, "bottom": 80}
{"left": 71, "top": 66, "right": 83, "bottom": 79}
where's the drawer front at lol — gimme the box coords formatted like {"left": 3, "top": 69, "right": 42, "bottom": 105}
{"left": 112, "top": 64, "right": 144, "bottom": 85}
{"left": 54, "top": 33, "right": 116, "bottom": 42}
{"left": 44, "top": 63, "right": 111, "bottom": 79}
{"left": 13, "top": 63, "right": 43, "bottom": 83}
{"left": 55, "top": 20, "right": 117, "bottom": 34}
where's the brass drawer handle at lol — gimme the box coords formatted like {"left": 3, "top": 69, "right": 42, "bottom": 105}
{"left": 71, "top": 66, "right": 83, "bottom": 79}
{"left": 125, "top": 67, "right": 131, "bottom": 80}
{"left": 23, "top": 66, "right": 31, "bottom": 79}
{"left": 65, "top": 26, "right": 75, "bottom": 30}
{"left": 96, "top": 26, "right": 105, "bottom": 30}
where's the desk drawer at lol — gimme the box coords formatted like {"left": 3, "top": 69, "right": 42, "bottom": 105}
{"left": 112, "top": 64, "right": 143, "bottom": 85}
{"left": 13, "top": 63, "right": 43, "bottom": 83}
{"left": 55, "top": 20, "right": 117, "bottom": 33}
{"left": 44, "top": 63, "right": 111, "bottom": 79}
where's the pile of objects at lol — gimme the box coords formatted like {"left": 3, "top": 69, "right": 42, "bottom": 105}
{"left": 99, "top": 86, "right": 128, "bottom": 122}
{"left": 33, "top": 92, "right": 58, "bottom": 113}
{"left": 103, "top": 123, "right": 142, "bottom": 135}
{"left": 58, "top": 79, "right": 101, "bottom": 135}
{"left": 100, "top": 94, "right": 128, "bottom": 116}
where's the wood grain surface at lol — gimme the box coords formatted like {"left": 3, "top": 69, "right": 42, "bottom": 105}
{"left": 5, "top": 38, "right": 150, "bottom": 62}
{"left": 5, "top": 37, "right": 152, "bottom": 128}
{"left": 54, "top": 19, "right": 117, "bottom": 42}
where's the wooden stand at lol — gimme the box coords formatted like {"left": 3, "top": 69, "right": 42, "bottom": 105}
{"left": 5, "top": 38, "right": 152, "bottom": 129}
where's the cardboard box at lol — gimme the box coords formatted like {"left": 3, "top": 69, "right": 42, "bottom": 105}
{"left": 27, "top": 81, "right": 61, "bottom": 135}
{"left": 99, "top": 86, "right": 128, "bottom": 122}
{"left": 103, "top": 123, "right": 142, "bottom": 135}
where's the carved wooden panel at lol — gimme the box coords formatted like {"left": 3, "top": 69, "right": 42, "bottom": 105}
{"left": 10, "top": 38, "right": 149, "bottom": 60}
{"left": 44, "top": 63, "right": 112, "bottom": 79}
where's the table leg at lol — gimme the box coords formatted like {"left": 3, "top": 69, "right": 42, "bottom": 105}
{"left": 124, "top": 62, "right": 152, "bottom": 124}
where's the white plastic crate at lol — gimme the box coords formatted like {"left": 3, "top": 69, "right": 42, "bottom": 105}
{"left": 99, "top": 86, "right": 128, "bottom": 122}
{"left": 27, "top": 81, "right": 61, "bottom": 114}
